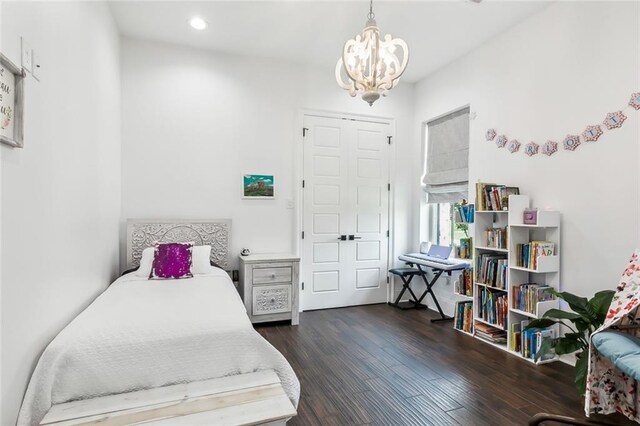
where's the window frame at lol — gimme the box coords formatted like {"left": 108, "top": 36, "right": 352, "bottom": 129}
{"left": 421, "top": 105, "right": 471, "bottom": 247}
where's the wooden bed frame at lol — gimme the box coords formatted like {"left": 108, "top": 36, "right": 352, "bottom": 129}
{"left": 40, "top": 370, "right": 295, "bottom": 426}
{"left": 40, "top": 219, "right": 297, "bottom": 425}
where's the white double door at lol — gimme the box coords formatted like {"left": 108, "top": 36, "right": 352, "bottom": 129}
{"left": 301, "top": 115, "right": 391, "bottom": 311}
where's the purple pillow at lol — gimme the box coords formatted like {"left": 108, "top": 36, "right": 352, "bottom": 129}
{"left": 149, "top": 242, "right": 194, "bottom": 280}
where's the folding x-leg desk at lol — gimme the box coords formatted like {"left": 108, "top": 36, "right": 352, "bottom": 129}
{"left": 395, "top": 254, "right": 470, "bottom": 323}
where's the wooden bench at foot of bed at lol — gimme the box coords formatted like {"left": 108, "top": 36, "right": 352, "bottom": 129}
{"left": 40, "top": 370, "right": 297, "bottom": 426}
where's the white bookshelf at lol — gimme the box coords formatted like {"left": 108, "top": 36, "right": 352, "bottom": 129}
{"left": 466, "top": 192, "right": 561, "bottom": 365}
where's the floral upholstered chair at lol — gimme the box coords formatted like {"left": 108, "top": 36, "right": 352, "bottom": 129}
{"left": 530, "top": 252, "right": 640, "bottom": 426}
{"left": 585, "top": 250, "right": 640, "bottom": 423}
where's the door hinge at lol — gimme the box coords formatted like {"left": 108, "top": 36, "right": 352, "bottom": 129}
{"left": 387, "top": 136, "right": 392, "bottom": 145}
{"left": 303, "top": 127, "right": 309, "bottom": 137}
{"left": 302, "top": 282, "right": 305, "bottom": 290}
{"left": 386, "top": 230, "right": 389, "bottom": 238}
{"left": 387, "top": 183, "right": 391, "bottom": 191}
{"left": 301, "top": 231, "right": 305, "bottom": 239}
{"left": 386, "top": 276, "right": 390, "bottom": 284}
{"left": 302, "top": 180, "right": 305, "bottom": 188}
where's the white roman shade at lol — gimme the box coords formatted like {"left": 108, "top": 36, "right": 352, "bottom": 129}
{"left": 423, "top": 107, "right": 470, "bottom": 203}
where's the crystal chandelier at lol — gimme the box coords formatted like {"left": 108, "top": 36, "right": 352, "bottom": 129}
{"left": 335, "top": 0, "right": 409, "bottom": 106}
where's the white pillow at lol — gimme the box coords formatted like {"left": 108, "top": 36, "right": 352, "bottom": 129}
{"left": 135, "top": 247, "right": 155, "bottom": 277}
{"left": 192, "top": 245, "right": 214, "bottom": 275}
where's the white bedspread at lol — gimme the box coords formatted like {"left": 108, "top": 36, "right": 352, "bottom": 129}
{"left": 17, "top": 269, "right": 300, "bottom": 426}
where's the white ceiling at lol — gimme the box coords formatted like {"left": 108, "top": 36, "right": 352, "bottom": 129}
{"left": 109, "top": 1, "right": 552, "bottom": 83}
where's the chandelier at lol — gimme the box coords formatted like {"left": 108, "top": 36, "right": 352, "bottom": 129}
{"left": 335, "top": 0, "right": 409, "bottom": 106}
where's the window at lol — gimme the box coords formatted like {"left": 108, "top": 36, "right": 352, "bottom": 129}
{"left": 422, "top": 107, "right": 470, "bottom": 246}
{"left": 434, "top": 203, "right": 469, "bottom": 246}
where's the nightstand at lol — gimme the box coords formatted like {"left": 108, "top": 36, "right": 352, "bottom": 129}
{"left": 238, "top": 254, "right": 300, "bottom": 325}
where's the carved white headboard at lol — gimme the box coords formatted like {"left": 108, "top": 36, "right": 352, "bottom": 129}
{"left": 126, "top": 219, "right": 231, "bottom": 270}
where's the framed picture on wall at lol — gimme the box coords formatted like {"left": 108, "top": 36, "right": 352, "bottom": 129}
{"left": 0, "top": 53, "right": 25, "bottom": 148}
{"left": 242, "top": 174, "right": 275, "bottom": 199}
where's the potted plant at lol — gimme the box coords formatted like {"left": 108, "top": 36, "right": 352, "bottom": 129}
{"left": 525, "top": 289, "right": 615, "bottom": 396}
{"left": 455, "top": 222, "right": 469, "bottom": 238}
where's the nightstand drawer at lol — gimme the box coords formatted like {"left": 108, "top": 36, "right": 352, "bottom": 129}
{"left": 252, "top": 267, "right": 292, "bottom": 285}
{"left": 252, "top": 285, "right": 292, "bottom": 316}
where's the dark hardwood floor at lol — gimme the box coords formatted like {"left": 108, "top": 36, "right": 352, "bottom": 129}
{"left": 256, "top": 304, "right": 632, "bottom": 426}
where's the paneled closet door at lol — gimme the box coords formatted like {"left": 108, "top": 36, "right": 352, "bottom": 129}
{"left": 301, "top": 115, "right": 390, "bottom": 311}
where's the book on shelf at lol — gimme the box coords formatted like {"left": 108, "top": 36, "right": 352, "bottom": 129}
{"left": 512, "top": 283, "right": 555, "bottom": 314}
{"left": 476, "top": 253, "right": 508, "bottom": 289}
{"left": 474, "top": 322, "right": 507, "bottom": 344}
{"left": 520, "top": 322, "right": 556, "bottom": 361}
{"left": 510, "top": 322, "right": 522, "bottom": 353}
{"left": 455, "top": 238, "right": 473, "bottom": 260}
{"left": 454, "top": 204, "right": 475, "bottom": 223}
{"left": 475, "top": 182, "right": 520, "bottom": 211}
{"left": 477, "top": 286, "right": 508, "bottom": 329}
{"left": 485, "top": 226, "right": 507, "bottom": 249}
{"left": 454, "top": 301, "right": 473, "bottom": 333}
{"left": 516, "top": 241, "right": 555, "bottom": 269}
{"left": 455, "top": 268, "right": 473, "bottom": 297}
{"left": 475, "top": 182, "right": 494, "bottom": 211}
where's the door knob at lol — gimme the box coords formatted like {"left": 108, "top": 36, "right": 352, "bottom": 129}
{"left": 348, "top": 235, "right": 362, "bottom": 240}
{"left": 337, "top": 235, "right": 347, "bottom": 241}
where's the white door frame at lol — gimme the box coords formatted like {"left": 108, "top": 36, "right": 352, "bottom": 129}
{"left": 294, "top": 109, "right": 397, "bottom": 311}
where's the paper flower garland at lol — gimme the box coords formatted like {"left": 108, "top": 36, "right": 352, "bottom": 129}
{"left": 485, "top": 92, "right": 636, "bottom": 158}
{"left": 629, "top": 93, "right": 640, "bottom": 110}
{"left": 563, "top": 135, "right": 581, "bottom": 151}
{"left": 582, "top": 125, "right": 603, "bottom": 142}
{"left": 542, "top": 141, "right": 558, "bottom": 156}
{"left": 603, "top": 111, "right": 626, "bottom": 129}
{"left": 507, "top": 140, "right": 520, "bottom": 153}
{"left": 495, "top": 135, "right": 508, "bottom": 148}
{"left": 524, "top": 142, "right": 539, "bottom": 157}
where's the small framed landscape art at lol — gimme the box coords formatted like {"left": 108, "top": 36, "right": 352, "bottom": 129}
{"left": 0, "top": 53, "right": 25, "bottom": 148}
{"left": 242, "top": 174, "right": 275, "bottom": 199}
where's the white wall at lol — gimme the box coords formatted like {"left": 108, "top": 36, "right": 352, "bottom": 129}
{"left": 120, "top": 38, "right": 415, "bottom": 273}
{"left": 0, "top": 2, "right": 121, "bottom": 424}
{"left": 0, "top": 2, "right": 4, "bottom": 422}
{"left": 414, "top": 1, "right": 640, "bottom": 315}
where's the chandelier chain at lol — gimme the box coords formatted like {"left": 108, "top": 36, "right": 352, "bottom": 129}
{"left": 367, "top": 0, "right": 375, "bottom": 20}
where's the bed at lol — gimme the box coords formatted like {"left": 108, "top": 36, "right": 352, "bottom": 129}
{"left": 17, "top": 219, "right": 300, "bottom": 426}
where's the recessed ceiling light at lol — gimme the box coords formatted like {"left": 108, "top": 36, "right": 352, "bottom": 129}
{"left": 189, "top": 17, "right": 207, "bottom": 30}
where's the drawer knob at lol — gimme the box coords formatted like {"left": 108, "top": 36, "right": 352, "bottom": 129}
{"left": 270, "top": 298, "right": 276, "bottom": 303}
{"left": 271, "top": 273, "right": 276, "bottom": 278}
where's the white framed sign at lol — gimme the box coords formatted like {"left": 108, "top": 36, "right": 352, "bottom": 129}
{"left": 0, "top": 53, "right": 25, "bottom": 148}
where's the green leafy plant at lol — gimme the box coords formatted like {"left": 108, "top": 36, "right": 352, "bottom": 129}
{"left": 455, "top": 223, "right": 469, "bottom": 238}
{"left": 452, "top": 202, "right": 469, "bottom": 238}
{"left": 526, "top": 289, "right": 615, "bottom": 396}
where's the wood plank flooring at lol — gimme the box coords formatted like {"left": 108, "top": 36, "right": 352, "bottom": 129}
{"left": 256, "top": 304, "right": 633, "bottom": 426}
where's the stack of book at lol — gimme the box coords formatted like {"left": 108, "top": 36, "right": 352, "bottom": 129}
{"left": 474, "top": 322, "right": 507, "bottom": 344}
{"left": 455, "top": 268, "right": 473, "bottom": 297}
{"left": 454, "top": 301, "right": 473, "bottom": 333}
{"left": 477, "top": 287, "right": 508, "bottom": 329}
{"left": 512, "top": 284, "right": 555, "bottom": 314}
{"left": 516, "top": 320, "right": 556, "bottom": 361}
{"left": 475, "top": 183, "right": 520, "bottom": 211}
{"left": 454, "top": 204, "right": 475, "bottom": 223}
{"left": 455, "top": 238, "right": 473, "bottom": 259}
{"left": 516, "top": 241, "right": 555, "bottom": 269}
{"left": 476, "top": 253, "right": 508, "bottom": 289}
{"left": 485, "top": 227, "right": 507, "bottom": 249}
